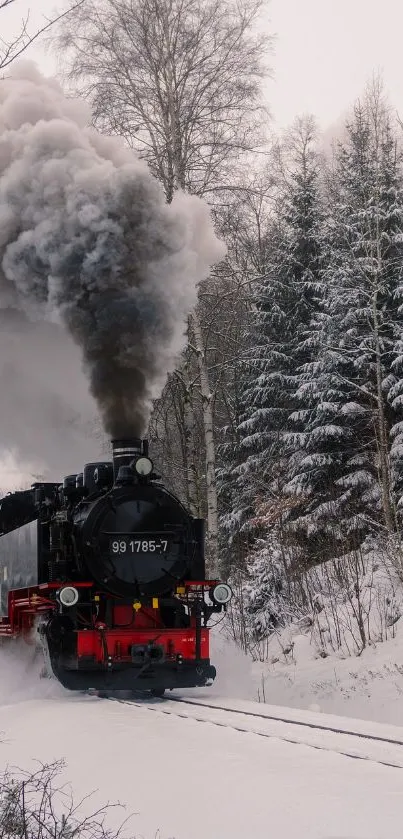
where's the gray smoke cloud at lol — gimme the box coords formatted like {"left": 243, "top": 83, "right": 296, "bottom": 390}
{"left": 0, "top": 62, "right": 225, "bottom": 448}
{"left": 0, "top": 315, "right": 102, "bottom": 483}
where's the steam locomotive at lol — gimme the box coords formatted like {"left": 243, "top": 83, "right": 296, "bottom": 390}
{"left": 0, "top": 439, "right": 232, "bottom": 695}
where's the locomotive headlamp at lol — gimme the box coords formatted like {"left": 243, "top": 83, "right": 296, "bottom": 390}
{"left": 134, "top": 456, "right": 153, "bottom": 477}
{"left": 57, "top": 586, "right": 79, "bottom": 607}
{"left": 211, "top": 583, "right": 233, "bottom": 605}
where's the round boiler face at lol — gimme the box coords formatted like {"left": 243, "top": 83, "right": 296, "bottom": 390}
{"left": 79, "top": 486, "right": 192, "bottom": 597}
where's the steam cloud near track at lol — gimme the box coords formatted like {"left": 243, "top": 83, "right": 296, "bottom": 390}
{"left": 0, "top": 63, "right": 225, "bottom": 441}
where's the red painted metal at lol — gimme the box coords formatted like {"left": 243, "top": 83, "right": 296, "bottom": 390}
{"left": 0, "top": 585, "right": 56, "bottom": 638}
{"left": 0, "top": 581, "right": 211, "bottom": 667}
{"left": 77, "top": 627, "right": 209, "bottom": 663}
{"left": 38, "top": 582, "right": 94, "bottom": 591}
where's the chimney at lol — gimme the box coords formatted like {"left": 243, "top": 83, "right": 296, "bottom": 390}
{"left": 111, "top": 438, "right": 142, "bottom": 482}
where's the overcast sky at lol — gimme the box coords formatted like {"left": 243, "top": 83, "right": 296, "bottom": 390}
{"left": 269, "top": 0, "right": 403, "bottom": 128}
{"left": 1, "top": 0, "right": 403, "bottom": 484}
{"left": 2, "top": 0, "right": 403, "bottom": 129}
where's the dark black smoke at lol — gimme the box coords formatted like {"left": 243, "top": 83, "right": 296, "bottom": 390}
{"left": 0, "top": 62, "right": 224, "bottom": 444}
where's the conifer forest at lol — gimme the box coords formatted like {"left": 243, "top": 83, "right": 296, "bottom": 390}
{"left": 5, "top": 0, "right": 403, "bottom": 660}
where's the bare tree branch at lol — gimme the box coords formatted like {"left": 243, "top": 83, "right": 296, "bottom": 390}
{"left": 0, "top": 760, "right": 133, "bottom": 839}
{"left": 52, "top": 0, "right": 271, "bottom": 200}
{"left": 0, "top": 0, "right": 87, "bottom": 70}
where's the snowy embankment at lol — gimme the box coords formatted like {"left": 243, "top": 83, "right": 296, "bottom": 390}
{"left": 239, "top": 549, "right": 403, "bottom": 726}
{"left": 1, "top": 639, "right": 403, "bottom": 838}
{"left": 252, "top": 625, "right": 403, "bottom": 725}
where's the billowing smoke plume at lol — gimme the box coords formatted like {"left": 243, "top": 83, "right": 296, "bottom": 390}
{"left": 0, "top": 63, "right": 225, "bottom": 443}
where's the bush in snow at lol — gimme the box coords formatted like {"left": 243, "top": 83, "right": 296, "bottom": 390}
{"left": 228, "top": 531, "right": 403, "bottom": 662}
{"left": 272, "top": 536, "right": 403, "bottom": 661}
{"left": 0, "top": 761, "right": 129, "bottom": 839}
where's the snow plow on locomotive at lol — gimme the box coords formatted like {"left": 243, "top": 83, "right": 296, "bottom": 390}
{"left": 0, "top": 439, "right": 232, "bottom": 695}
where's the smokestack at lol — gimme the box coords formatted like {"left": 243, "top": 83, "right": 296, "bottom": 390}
{"left": 112, "top": 438, "right": 142, "bottom": 482}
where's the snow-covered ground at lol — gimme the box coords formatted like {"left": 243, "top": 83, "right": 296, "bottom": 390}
{"left": 2, "top": 690, "right": 403, "bottom": 839}
{"left": 249, "top": 612, "right": 403, "bottom": 726}
{"left": 1, "top": 640, "right": 403, "bottom": 838}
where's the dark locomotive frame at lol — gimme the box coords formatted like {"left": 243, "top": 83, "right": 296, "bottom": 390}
{"left": 0, "top": 439, "right": 232, "bottom": 696}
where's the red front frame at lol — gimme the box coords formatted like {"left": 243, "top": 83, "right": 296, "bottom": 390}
{"left": 0, "top": 580, "right": 214, "bottom": 666}
{"left": 77, "top": 627, "right": 209, "bottom": 663}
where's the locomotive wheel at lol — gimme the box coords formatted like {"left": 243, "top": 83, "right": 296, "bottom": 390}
{"left": 150, "top": 688, "right": 165, "bottom": 698}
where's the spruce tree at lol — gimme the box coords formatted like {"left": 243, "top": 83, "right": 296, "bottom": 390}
{"left": 242, "top": 536, "right": 286, "bottom": 644}
{"left": 287, "top": 89, "right": 403, "bottom": 561}
{"left": 216, "top": 184, "right": 273, "bottom": 575}
{"left": 232, "top": 117, "right": 324, "bottom": 557}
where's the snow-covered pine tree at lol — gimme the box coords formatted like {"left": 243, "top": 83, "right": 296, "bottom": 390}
{"left": 241, "top": 536, "right": 287, "bottom": 648}
{"left": 216, "top": 175, "right": 275, "bottom": 575}
{"left": 287, "top": 86, "right": 403, "bottom": 562}
{"left": 230, "top": 117, "right": 324, "bottom": 562}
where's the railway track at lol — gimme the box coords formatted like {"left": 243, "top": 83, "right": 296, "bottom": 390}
{"left": 109, "top": 694, "right": 403, "bottom": 770}
{"left": 167, "top": 696, "right": 403, "bottom": 748}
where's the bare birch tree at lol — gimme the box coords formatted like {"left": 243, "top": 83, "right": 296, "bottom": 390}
{"left": 53, "top": 0, "right": 271, "bottom": 573}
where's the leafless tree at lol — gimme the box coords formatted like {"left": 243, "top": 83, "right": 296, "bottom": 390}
{"left": 0, "top": 0, "right": 86, "bottom": 71}
{"left": 0, "top": 760, "right": 131, "bottom": 839}
{"left": 54, "top": 0, "right": 270, "bottom": 198}
{"left": 53, "top": 0, "right": 271, "bottom": 573}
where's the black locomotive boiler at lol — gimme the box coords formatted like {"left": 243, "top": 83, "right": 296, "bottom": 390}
{"left": 0, "top": 439, "right": 232, "bottom": 695}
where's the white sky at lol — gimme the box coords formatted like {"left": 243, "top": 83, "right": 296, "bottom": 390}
{"left": 2, "top": 0, "right": 403, "bottom": 129}
{"left": 1, "top": 0, "right": 402, "bottom": 485}
{"left": 268, "top": 0, "right": 403, "bottom": 128}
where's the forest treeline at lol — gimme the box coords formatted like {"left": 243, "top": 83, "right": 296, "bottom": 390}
{"left": 151, "top": 84, "right": 403, "bottom": 566}
{"left": 6, "top": 0, "right": 403, "bottom": 649}
{"left": 215, "top": 89, "right": 403, "bottom": 645}
{"left": 52, "top": 1, "right": 403, "bottom": 644}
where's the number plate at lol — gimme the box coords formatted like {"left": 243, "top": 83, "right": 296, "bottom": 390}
{"left": 109, "top": 536, "right": 171, "bottom": 555}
